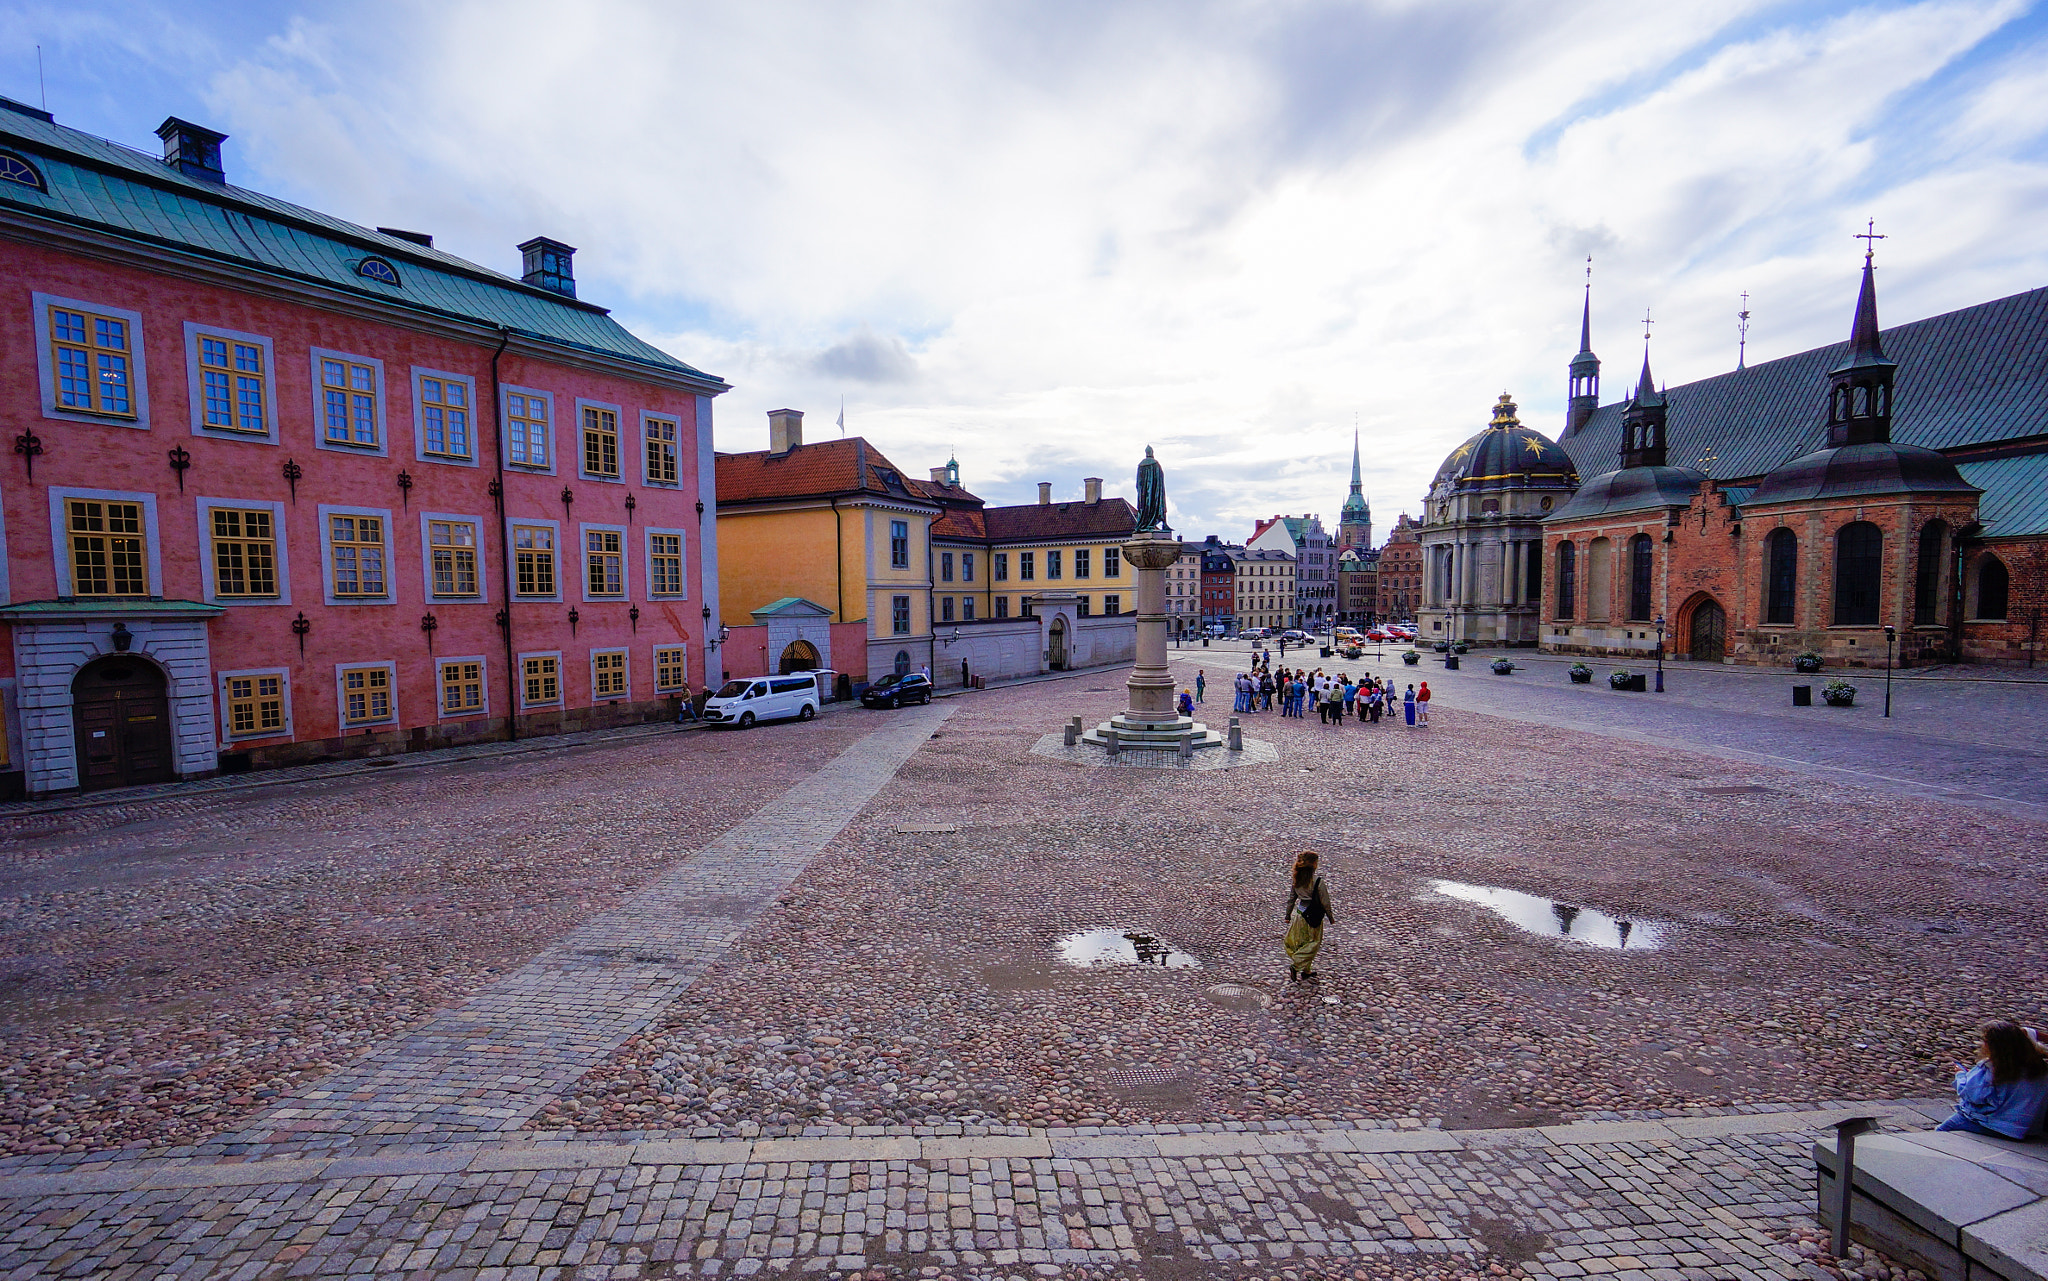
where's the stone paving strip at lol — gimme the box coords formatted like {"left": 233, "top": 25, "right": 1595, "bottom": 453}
{"left": 0, "top": 1102, "right": 1948, "bottom": 1278}
{"left": 186, "top": 704, "right": 955, "bottom": 1153}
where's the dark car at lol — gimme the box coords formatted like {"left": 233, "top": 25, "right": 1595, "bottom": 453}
{"left": 861, "top": 672, "right": 933, "bottom": 708}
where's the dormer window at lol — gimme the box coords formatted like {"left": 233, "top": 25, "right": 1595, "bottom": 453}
{"left": 357, "top": 257, "right": 401, "bottom": 286}
{"left": 0, "top": 151, "right": 45, "bottom": 192}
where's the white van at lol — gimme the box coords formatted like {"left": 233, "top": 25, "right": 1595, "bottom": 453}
{"left": 702, "top": 674, "right": 821, "bottom": 728}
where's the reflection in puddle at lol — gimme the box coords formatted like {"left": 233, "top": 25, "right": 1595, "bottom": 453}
{"left": 1056, "top": 928, "right": 1201, "bottom": 969}
{"left": 1428, "top": 880, "right": 1668, "bottom": 950}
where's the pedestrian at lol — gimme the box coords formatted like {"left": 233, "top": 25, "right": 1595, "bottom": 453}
{"left": 1367, "top": 685, "right": 1383, "bottom": 723}
{"left": 1260, "top": 670, "right": 1275, "bottom": 711}
{"left": 1418, "top": 681, "right": 1432, "bottom": 727}
{"left": 1178, "top": 688, "right": 1194, "bottom": 716}
{"left": 1196, "top": 670, "right": 1206, "bottom": 703}
{"left": 1282, "top": 850, "right": 1335, "bottom": 982}
{"left": 675, "top": 682, "right": 702, "bottom": 723}
{"left": 1342, "top": 676, "right": 1357, "bottom": 721}
{"left": 1403, "top": 684, "right": 1416, "bottom": 726}
{"left": 1939, "top": 1022, "right": 2048, "bottom": 1137}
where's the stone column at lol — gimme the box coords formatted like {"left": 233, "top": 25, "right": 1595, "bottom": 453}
{"left": 1122, "top": 534, "right": 1182, "bottom": 724}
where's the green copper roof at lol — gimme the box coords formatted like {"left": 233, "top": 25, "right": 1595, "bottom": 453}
{"left": 0, "top": 107, "right": 725, "bottom": 390}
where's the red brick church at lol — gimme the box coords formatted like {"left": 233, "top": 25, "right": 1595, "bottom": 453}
{"left": 1540, "top": 255, "right": 2043, "bottom": 668}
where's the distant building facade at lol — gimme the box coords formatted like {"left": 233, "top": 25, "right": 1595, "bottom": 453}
{"left": 1199, "top": 537, "right": 1237, "bottom": 631}
{"left": 1377, "top": 515, "right": 1423, "bottom": 620}
{"left": 1231, "top": 546, "right": 1296, "bottom": 632}
{"left": 1249, "top": 514, "right": 1333, "bottom": 628}
{"left": 1337, "top": 546, "right": 1379, "bottom": 624}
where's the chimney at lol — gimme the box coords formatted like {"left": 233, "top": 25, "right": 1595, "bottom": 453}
{"left": 156, "top": 117, "right": 227, "bottom": 184}
{"left": 1083, "top": 477, "right": 1102, "bottom": 505}
{"left": 1037, "top": 482, "right": 1052, "bottom": 505}
{"left": 378, "top": 227, "right": 434, "bottom": 248}
{"left": 929, "top": 467, "right": 950, "bottom": 486}
{"left": 518, "top": 237, "right": 577, "bottom": 297}
{"left": 768, "top": 408, "right": 804, "bottom": 455}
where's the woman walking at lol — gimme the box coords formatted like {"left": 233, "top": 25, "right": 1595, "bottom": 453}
{"left": 1283, "top": 850, "right": 1336, "bottom": 982}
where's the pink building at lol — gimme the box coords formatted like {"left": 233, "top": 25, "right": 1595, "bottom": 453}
{"left": 0, "top": 103, "right": 728, "bottom": 797}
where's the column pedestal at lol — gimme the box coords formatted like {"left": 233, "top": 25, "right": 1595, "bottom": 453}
{"left": 1080, "top": 534, "right": 1223, "bottom": 752}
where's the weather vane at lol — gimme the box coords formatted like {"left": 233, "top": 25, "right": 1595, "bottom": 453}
{"left": 1642, "top": 306, "right": 1654, "bottom": 344}
{"left": 1737, "top": 291, "right": 1751, "bottom": 370}
{"left": 1855, "top": 218, "right": 1885, "bottom": 262}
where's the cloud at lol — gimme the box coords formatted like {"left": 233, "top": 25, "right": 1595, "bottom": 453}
{"left": 810, "top": 330, "right": 919, "bottom": 385}
{"left": 45, "top": 0, "right": 2028, "bottom": 537}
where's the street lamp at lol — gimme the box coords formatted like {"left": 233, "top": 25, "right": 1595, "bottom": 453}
{"left": 1653, "top": 614, "right": 1666, "bottom": 693}
{"left": 1884, "top": 624, "right": 1896, "bottom": 718}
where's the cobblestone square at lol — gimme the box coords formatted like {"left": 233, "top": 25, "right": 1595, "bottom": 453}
{"left": 0, "top": 667, "right": 2038, "bottom": 1280}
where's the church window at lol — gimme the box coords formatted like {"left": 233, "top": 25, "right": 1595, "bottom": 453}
{"left": 1914, "top": 521, "right": 1946, "bottom": 626}
{"left": 1974, "top": 555, "right": 2010, "bottom": 621}
{"left": 1525, "top": 541, "right": 1542, "bottom": 602}
{"left": 1766, "top": 528, "right": 1797, "bottom": 624}
{"left": 1627, "top": 534, "right": 1653, "bottom": 621}
{"left": 1585, "top": 538, "right": 1611, "bottom": 622}
{"left": 1832, "top": 522, "right": 1882, "bottom": 626}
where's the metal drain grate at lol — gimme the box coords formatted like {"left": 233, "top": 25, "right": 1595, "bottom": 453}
{"left": 1107, "top": 1067, "right": 1187, "bottom": 1088}
{"left": 1694, "top": 785, "right": 1770, "bottom": 795}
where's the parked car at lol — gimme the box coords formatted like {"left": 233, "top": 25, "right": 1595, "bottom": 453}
{"left": 861, "top": 672, "right": 934, "bottom": 708}
{"left": 1279, "top": 629, "right": 1310, "bottom": 642}
{"left": 703, "top": 674, "right": 822, "bottom": 728}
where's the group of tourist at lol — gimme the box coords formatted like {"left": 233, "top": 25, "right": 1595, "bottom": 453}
{"left": 1202, "top": 662, "right": 1430, "bottom": 727}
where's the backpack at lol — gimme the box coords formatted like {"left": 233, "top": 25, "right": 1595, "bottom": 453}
{"left": 1294, "top": 878, "right": 1327, "bottom": 928}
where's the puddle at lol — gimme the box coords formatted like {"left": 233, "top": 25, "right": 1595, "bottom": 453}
{"left": 1056, "top": 928, "right": 1200, "bottom": 969}
{"left": 1427, "top": 880, "right": 1668, "bottom": 950}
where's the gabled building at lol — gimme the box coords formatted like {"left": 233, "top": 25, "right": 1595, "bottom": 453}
{"left": 0, "top": 99, "right": 725, "bottom": 797}
{"left": 1231, "top": 546, "right": 1297, "bottom": 632}
{"left": 1248, "top": 513, "right": 1335, "bottom": 628}
{"left": 1377, "top": 515, "right": 1423, "bottom": 621}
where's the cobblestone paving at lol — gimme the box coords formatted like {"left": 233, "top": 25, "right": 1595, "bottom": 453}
{"left": 0, "top": 1101, "right": 1945, "bottom": 1279}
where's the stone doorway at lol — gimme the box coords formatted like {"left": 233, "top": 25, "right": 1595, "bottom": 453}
{"left": 1689, "top": 599, "right": 1727, "bottom": 662}
{"left": 1048, "top": 618, "right": 1068, "bottom": 670}
{"left": 778, "top": 639, "right": 820, "bottom": 673}
{"left": 72, "top": 657, "right": 174, "bottom": 791}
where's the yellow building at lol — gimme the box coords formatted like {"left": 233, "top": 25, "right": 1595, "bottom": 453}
{"left": 923, "top": 473, "right": 1140, "bottom": 625}
{"left": 1231, "top": 547, "right": 1297, "bottom": 631}
{"left": 715, "top": 410, "right": 939, "bottom": 680}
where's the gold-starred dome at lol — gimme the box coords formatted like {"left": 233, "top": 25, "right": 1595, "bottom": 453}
{"left": 1431, "top": 392, "right": 1578, "bottom": 489}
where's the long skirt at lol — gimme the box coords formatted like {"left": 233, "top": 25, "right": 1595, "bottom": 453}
{"left": 1404, "top": 700, "right": 1416, "bottom": 725}
{"left": 1284, "top": 915, "right": 1323, "bottom": 974}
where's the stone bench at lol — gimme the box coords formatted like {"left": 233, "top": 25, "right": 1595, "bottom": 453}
{"left": 1815, "top": 1127, "right": 2048, "bottom": 1280}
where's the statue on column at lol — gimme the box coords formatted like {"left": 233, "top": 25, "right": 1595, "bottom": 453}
{"left": 1135, "top": 446, "right": 1168, "bottom": 533}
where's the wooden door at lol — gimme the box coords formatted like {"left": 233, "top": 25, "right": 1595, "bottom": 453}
{"left": 72, "top": 659, "right": 173, "bottom": 791}
{"left": 1690, "top": 600, "right": 1726, "bottom": 663}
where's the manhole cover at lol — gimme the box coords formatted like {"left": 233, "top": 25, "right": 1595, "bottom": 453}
{"left": 895, "top": 823, "right": 959, "bottom": 834}
{"left": 1205, "top": 984, "right": 1272, "bottom": 1009}
{"left": 1107, "top": 1067, "right": 1186, "bottom": 1088}
{"left": 1694, "top": 785, "right": 1770, "bottom": 795}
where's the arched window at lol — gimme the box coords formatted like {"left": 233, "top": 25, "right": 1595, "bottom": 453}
{"left": 893, "top": 650, "right": 912, "bottom": 676}
{"left": 1975, "top": 555, "right": 2010, "bottom": 621}
{"left": 0, "top": 151, "right": 45, "bottom": 192}
{"left": 1766, "top": 528, "right": 1797, "bottom": 625}
{"left": 1627, "top": 534, "right": 1654, "bottom": 621}
{"left": 1913, "top": 521, "right": 1947, "bottom": 626}
{"left": 1555, "top": 542, "right": 1576, "bottom": 620}
{"left": 1833, "top": 521, "right": 1882, "bottom": 625}
{"left": 1586, "top": 538, "right": 1611, "bottom": 621}
{"left": 357, "top": 257, "right": 401, "bottom": 285}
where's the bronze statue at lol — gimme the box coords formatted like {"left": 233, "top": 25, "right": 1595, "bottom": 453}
{"left": 1135, "top": 446, "right": 1167, "bottom": 532}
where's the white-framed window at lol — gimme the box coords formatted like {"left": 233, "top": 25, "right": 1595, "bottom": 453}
{"left": 643, "top": 414, "right": 681, "bottom": 486}
{"left": 311, "top": 348, "right": 388, "bottom": 455}
{"left": 335, "top": 660, "right": 398, "bottom": 728}
{"left": 318, "top": 504, "right": 394, "bottom": 605}
{"left": 578, "top": 399, "right": 624, "bottom": 481}
{"left": 508, "top": 517, "right": 562, "bottom": 601}
{"left": 653, "top": 644, "right": 689, "bottom": 693}
{"left": 412, "top": 368, "right": 478, "bottom": 465}
{"left": 582, "top": 522, "right": 627, "bottom": 600}
{"left": 437, "top": 655, "right": 489, "bottom": 718}
{"left": 197, "top": 497, "right": 291, "bottom": 605}
{"left": 645, "top": 526, "right": 688, "bottom": 598}
{"left": 184, "top": 323, "right": 277, "bottom": 442}
{"left": 591, "top": 648, "right": 629, "bottom": 700}
{"left": 419, "top": 512, "right": 485, "bottom": 601}
{"left": 519, "top": 650, "right": 563, "bottom": 708}
{"left": 32, "top": 293, "right": 149, "bottom": 428}
{"left": 48, "top": 488, "right": 160, "bottom": 599}
{"left": 218, "top": 667, "right": 291, "bottom": 742}
{"left": 503, "top": 386, "right": 554, "bottom": 473}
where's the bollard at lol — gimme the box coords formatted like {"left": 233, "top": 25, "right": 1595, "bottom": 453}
{"left": 1063, "top": 723, "right": 1078, "bottom": 747}
{"left": 1827, "top": 1116, "right": 1880, "bottom": 1259}
{"left": 1178, "top": 731, "right": 1193, "bottom": 760}
{"left": 1071, "top": 715, "right": 1084, "bottom": 733}
{"left": 1105, "top": 727, "right": 1120, "bottom": 756}
{"left": 1228, "top": 722, "right": 1243, "bottom": 752}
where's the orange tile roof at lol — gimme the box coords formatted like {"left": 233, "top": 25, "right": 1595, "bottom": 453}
{"left": 716, "top": 437, "right": 937, "bottom": 506}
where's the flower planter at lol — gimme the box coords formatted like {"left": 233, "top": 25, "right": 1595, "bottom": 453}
{"left": 1823, "top": 692, "right": 1855, "bottom": 706}
{"left": 1569, "top": 670, "right": 1593, "bottom": 683}
{"left": 1609, "top": 673, "right": 1646, "bottom": 692}
{"left": 1793, "top": 657, "right": 1823, "bottom": 673}
{"left": 1452, "top": 642, "right": 1470, "bottom": 654}
{"left": 1402, "top": 653, "right": 1420, "bottom": 665}
{"left": 1491, "top": 660, "right": 1515, "bottom": 675}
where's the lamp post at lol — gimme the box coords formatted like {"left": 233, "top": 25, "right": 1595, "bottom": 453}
{"left": 1884, "top": 624, "right": 1896, "bottom": 718}
{"left": 1654, "top": 614, "right": 1666, "bottom": 693}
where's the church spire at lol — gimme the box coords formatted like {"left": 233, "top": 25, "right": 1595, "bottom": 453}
{"left": 1620, "top": 325, "right": 1667, "bottom": 468}
{"left": 1825, "top": 226, "right": 1897, "bottom": 447}
{"left": 1349, "top": 430, "right": 1363, "bottom": 495}
{"left": 1339, "top": 428, "right": 1371, "bottom": 549}
{"left": 1565, "top": 257, "right": 1600, "bottom": 437}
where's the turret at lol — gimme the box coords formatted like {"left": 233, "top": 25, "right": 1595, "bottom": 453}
{"left": 1566, "top": 270, "right": 1600, "bottom": 437}
{"left": 1619, "top": 351, "right": 1667, "bottom": 469}
{"left": 1825, "top": 250, "right": 1897, "bottom": 447}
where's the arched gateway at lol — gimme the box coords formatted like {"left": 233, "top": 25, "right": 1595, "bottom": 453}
{"left": 1685, "top": 597, "right": 1727, "bottom": 663}
{"left": 72, "top": 657, "right": 174, "bottom": 791}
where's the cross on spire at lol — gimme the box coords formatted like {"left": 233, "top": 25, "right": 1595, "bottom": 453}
{"left": 1855, "top": 218, "right": 1885, "bottom": 263}
{"left": 1641, "top": 306, "right": 1654, "bottom": 344}
{"left": 1738, "top": 291, "right": 1751, "bottom": 370}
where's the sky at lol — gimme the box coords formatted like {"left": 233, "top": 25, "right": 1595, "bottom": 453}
{"left": 7, "top": 0, "right": 2048, "bottom": 541}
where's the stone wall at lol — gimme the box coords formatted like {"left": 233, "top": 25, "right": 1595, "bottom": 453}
{"left": 11, "top": 616, "right": 216, "bottom": 797}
